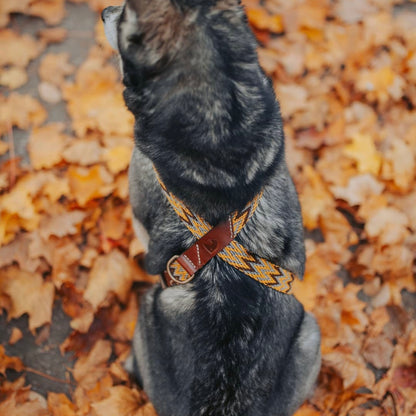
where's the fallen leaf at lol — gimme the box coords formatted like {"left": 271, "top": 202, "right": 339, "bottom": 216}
{"left": 0, "top": 267, "right": 54, "bottom": 332}
{"left": 0, "top": 67, "right": 28, "bottom": 89}
{"left": 9, "top": 327, "right": 23, "bottom": 345}
{"left": 39, "top": 210, "right": 86, "bottom": 240}
{"left": 62, "top": 138, "right": 103, "bottom": 166}
{"left": 0, "top": 344, "right": 24, "bottom": 374}
{"left": 91, "top": 386, "right": 147, "bottom": 416}
{"left": 103, "top": 145, "right": 132, "bottom": 174}
{"left": 28, "top": 123, "right": 69, "bottom": 169}
{"left": 84, "top": 249, "right": 133, "bottom": 310}
{"left": 38, "top": 53, "right": 75, "bottom": 86}
{"left": 47, "top": 392, "right": 76, "bottom": 416}
{"left": 67, "top": 165, "right": 114, "bottom": 206}
{"left": 363, "top": 336, "right": 394, "bottom": 369}
{"left": 331, "top": 174, "right": 384, "bottom": 206}
{"left": 0, "top": 390, "right": 49, "bottom": 416}
{"left": 343, "top": 133, "right": 382, "bottom": 175}
{"left": 63, "top": 54, "right": 134, "bottom": 137}
{"left": 0, "top": 93, "right": 47, "bottom": 136}
{"left": 73, "top": 339, "right": 112, "bottom": 389}
{"left": 246, "top": 8, "right": 283, "bottom": 33}
{"left": 27, "top": 0, "right": 66, "bottom": 25}
{"left": 0, "top": 29, "right": 44, "bottom": 67}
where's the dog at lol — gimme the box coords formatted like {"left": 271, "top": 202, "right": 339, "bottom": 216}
{"left": 102, "top": 1, "right": 321, "bottom": 415}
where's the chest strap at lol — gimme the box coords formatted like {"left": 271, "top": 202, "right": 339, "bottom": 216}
{"left": 157, "top": 174, "right": 296, "bottom": 294}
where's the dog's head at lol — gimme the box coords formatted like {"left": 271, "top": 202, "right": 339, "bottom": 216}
{"left": 102, "top": 0, "right": 248, "bottom": 83}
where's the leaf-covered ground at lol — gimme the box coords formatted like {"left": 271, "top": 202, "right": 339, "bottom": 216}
{"left": 0, "top": 0, "right": 415, "bottom": 415}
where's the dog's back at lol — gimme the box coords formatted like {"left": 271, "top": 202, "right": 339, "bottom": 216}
{"left": 102, "top": 1, "right": 321, "bottom": 415}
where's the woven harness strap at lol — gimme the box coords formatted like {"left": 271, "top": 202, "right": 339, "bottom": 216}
{"left": 157, "top": 174, "right": 295, "bottom": 294}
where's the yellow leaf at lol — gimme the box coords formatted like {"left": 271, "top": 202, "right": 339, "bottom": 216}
{"left": 344, "top": 133, "right": 382, "bottom": 175}
{"left": 103, "top": 145, "right": 132, "bottom": 174}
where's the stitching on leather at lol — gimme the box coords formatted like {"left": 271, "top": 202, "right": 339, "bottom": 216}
{"left": 183, "top": 254, "right": 196, "bottom": 270}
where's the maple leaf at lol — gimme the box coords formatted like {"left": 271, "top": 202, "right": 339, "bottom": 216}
{"left": 0, "top": 390, "right": 49, "bottom": 416}
{"left": 73, "top": 339, "right": 112, "bottom": 390}
{"left": 91, "top": 386, "right": 154, "bottom": 416}
{"left": 0, "top": 67, "right": 28, "bottom": 89}
{"left": 84, "top": 249, "right": 133, "bottom": 310}
{"left": 38, "top": 53, "right": 75, "bottom": 86}
{"left": 47, "top": 392, "right": 76, "bottom": 416}
{"left": 0, "top": 93, "right": 47, "bottom": 136}
{"left": 343, "top": 133, "right": 382, "bottom": 175}
{"left": 0, "top": 29, "right": 44, "bottom": 68}
{"left": 0, "top": 344, "right": 24, "bottom": 374}
{"left": 67, "top": 165, "right": 114, "bottom": 206}
{"left": 28, "top": 123, "right": 69, "bottom": 170}
{"left": 62, "top": 53, "right": 134, "bottom": 137}
{"left": 0, "top": 267, "right": 54, "bottom": 332}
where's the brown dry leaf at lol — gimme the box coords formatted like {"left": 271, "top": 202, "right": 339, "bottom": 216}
{"left": 84, "top": 249, "right": 133, "bottom": 310}
{"left": 39, "top": 210, "right": 86, "bottom": 240}
{"left": 365, "top": 207, "right": 409, "bottom": 245}
{"left": 108, "top": 293, "right": 138, "bottom": 342}
{"left": 323, "top": 345, "right": 375, "bottom": 390}
{"left": 0, "top": 172, "right": 56, "bottom": 243}
{"left": 331, "top": 174, "right": 384, "bottom": 206}
{"left": 62, "top": 138, "right": 103, "bottom": 166}
{"left": 319, "top": 207, "right": 359, "bottom": 248}
{"left": 356, "top": 67, "right": 405, "bottom": 104}
{"left": 9, "top": 327, "right": 23, "bottom": 345}
{"left": 0, "top": 390, "right": 49, "bottom": 416}
{"left": 0, "top": 67, "right": 28, "bottom": 89}
{"left": 67, "top": 165, "right": 114, "bottom": 206}
{"left": 0, "top": 344, "right": 24, "bottom": 374}
{"left": 0, "top": 233, "right": 41, "bottom": 272}
{"left": 298, "top": 165, "right": 334, "bottom": 230}
{"left": 47, "top": 392, "right": 76, "bottom": 416}
{"left": 362, "top": 336, "right": 394, "bottom": 369}
{"left": 0, "top": 0, "right": 31, "bottom": 27}
{"left": 0, "top": 29, "right": 44, "bottom": 67}
{"left": 333, "top": 0, "right": 377, "bottom": 24}
{"left": 0, "top": 267, "right": 54, "bottom": 332}
{"left": 27, "top": 0, "right": 66, "bottom": 25}
{"left": 0, "top": 93, "right": 47, "bottom": 136}
{"left": 28, "top": 123, "right": 69, "bottom": 169}
{"left": 63, "top": 53, "right": 134, "bottom": 137}
{"left": 275, "top": 83, "right": 308, "bottom": 118}
{"left": 381, "top": 138, "right": 415, "bottom": 192}
{"left": 38, "top": 53, "right": 75, "bottom": 86}
{"left": 91, "top": 386, "right": 149, "bottom": 416}
{"left": 49, "top": 237, "right": 82, "bottom": 288}
{"left": 73, "top": 339, "right": 112, "bottom": 389}
{"left": 99, "top": 207, "right": 127, "bottom": 241}
{"left": 43, "top": 176, "right": 70, "bottom": 203}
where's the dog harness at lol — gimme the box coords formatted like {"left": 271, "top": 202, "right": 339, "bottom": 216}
{"left": 157, "top": 174, "right": 296, "bottom": 294}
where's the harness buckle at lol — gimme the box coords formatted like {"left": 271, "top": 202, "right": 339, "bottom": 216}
{"left": 166, "top": 255, "right": 196, "bottom": 285}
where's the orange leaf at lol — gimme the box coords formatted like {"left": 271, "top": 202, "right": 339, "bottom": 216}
{"left": 67, "top": 165, "right": 114, "bottom": 206}
{"left": 28, "top": 123, "right": 69, "bottom": 169}
{"left": 246, "top": 8, "right": 283, "bottom": 33}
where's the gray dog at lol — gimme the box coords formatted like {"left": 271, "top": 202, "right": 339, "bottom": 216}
{"left": 102, "top": 1, "right": 321, "bottom": 415}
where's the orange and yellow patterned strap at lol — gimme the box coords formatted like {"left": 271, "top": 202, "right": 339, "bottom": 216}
{"left": 156, "top": 174, "right": 295, "bottom": 294}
